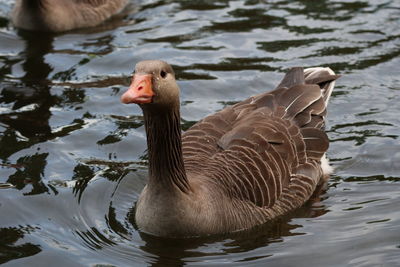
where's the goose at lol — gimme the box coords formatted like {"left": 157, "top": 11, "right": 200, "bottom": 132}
{"left": 121, "top": 60, "right": 339, "bottom": 237}
{"left": 12, "top": 0, "right": 129, "bottom": 32}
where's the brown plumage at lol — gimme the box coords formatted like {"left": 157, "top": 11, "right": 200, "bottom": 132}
{"left": 12, "top": 0, "right": 128, "bottom": 32}
{"left": 121, "top": 60, "right": 339, "bottom": 237}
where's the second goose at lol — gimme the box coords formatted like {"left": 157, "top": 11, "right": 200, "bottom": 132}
{"left": 12, "top": 0, "right": 129, "bottom": 32}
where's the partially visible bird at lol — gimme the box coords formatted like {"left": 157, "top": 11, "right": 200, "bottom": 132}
{"left": 12, "top": 0, "right": 129, "bottom": 32}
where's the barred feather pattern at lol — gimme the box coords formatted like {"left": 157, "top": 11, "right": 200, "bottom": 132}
{"left": 181, "top": 67, "right": 338, "bottom": 230}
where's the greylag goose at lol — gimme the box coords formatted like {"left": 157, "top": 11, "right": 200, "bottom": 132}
{"left": 121, "top": 60, "right": 339, "bottom": 237}
{"left": 12, "top": 0, "right": 128, "bottom": 32}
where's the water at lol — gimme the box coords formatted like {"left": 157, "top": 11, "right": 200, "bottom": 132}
{"left": 0, "top": 0, "right": 399, "bottom": 266}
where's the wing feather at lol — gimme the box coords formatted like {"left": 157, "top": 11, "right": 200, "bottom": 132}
{"left": 183, "top": 67, "right": 339, "bottom": 211}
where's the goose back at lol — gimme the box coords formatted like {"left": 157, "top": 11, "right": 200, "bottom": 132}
{"left": 12, "top": 0, "right": 129, "bottom": 32}
{"left": 181, "top": 67, "right": 338, "bottom": 220}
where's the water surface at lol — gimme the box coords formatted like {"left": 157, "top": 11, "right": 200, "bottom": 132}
{"left": 0, "top": 0, "right": 399, "bottom": 266}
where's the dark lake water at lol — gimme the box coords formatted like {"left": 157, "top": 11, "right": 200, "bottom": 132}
{"left": 0, "top": 0, "right": 399, "bottom": 266}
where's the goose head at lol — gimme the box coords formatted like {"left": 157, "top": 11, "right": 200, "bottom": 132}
{"left": 121, "top": 60, "right": 179, "bottom": 109}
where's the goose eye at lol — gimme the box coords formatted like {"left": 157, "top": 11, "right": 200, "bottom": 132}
{"left": 160, "top": 70, "right": 167, "bottom": 78}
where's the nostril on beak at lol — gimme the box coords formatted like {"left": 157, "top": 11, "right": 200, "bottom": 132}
{"left": 137, "top": 86, "right": 143, "bottom": 91}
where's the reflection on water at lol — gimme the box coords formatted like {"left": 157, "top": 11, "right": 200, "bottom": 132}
{"left": 0, "top": 226, "right": 41, "bottom": 264}
{"left": 0, "top": 31, "right": 54, "bottom": 156}
{"left": 0, "top": 0, "right": 399, "bottom": 266}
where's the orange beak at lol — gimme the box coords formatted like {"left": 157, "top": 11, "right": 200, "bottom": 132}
{"left": 121, "top": 74, "right": 154, "bottom": 104}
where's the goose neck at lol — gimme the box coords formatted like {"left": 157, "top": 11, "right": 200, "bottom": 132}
{"left": 143, "top": 106, "right": 191, "bottom": 193}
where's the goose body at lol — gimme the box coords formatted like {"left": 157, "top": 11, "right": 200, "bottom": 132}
{"left": 121, "top": 60, "right": 339, "bottom": 237}
{"left": 12, "top": 0, "right": 128, "bottom": 32}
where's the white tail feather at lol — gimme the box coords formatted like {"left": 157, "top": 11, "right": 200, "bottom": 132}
{"left": 321, "top": 153, "right": 333, "bottom": 176}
